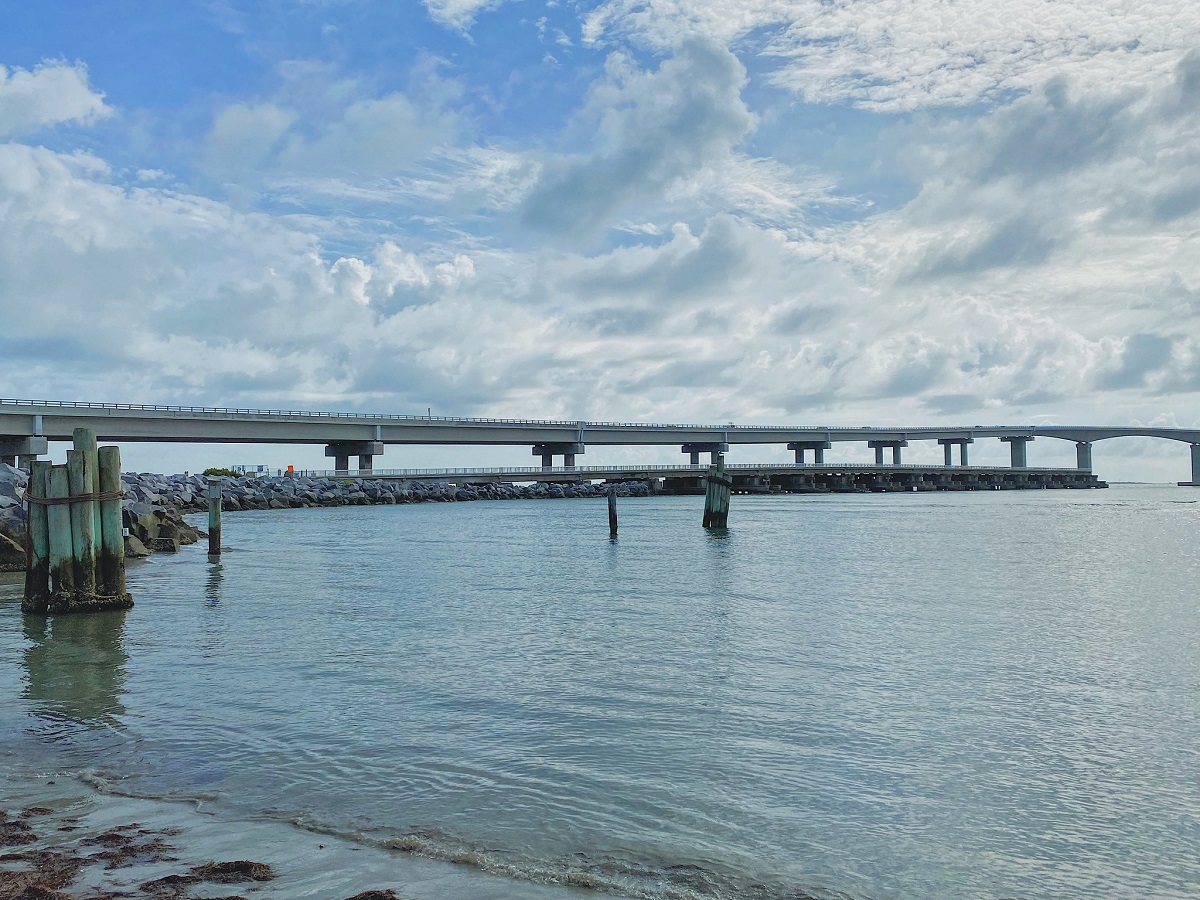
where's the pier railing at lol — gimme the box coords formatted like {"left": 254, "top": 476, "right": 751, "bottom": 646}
{"left": 280, "top": 463, "right": 1088, "bottom": 480}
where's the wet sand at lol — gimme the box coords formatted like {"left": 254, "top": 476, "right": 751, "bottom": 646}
{"left": 0, "top": 773, "right": 590, "bottom": 900}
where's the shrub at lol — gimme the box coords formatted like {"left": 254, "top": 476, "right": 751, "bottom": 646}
{"left": 202, "top": 467, "right": 242, "bottom": 478}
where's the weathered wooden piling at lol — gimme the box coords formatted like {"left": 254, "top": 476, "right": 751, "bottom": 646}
{"left": 702, "top": 456, "right": 732, "bottom": 528}
{"left": 22, "top": 460, "right": 51, "bottom": 613}
{"left": 607, "top": 486, "right": 618, "bottom": 537}
{"left": 66, "top": 449, "right": 97, "bottom": 597}
{"left": 73, "top": 428, "right": 102, "bottom": 541}
{"left": 46, "top": 465, "right": 75, "bottom": 606}
{"left": 97, "top": 445, "right": 129, "bottom": 605}
{"left": 207, "top": 477, "right": 222, "bottom": 557}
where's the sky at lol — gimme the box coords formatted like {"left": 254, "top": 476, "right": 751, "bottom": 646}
{"left": 1, "top": 0, "right": 1198, "bottom": 480}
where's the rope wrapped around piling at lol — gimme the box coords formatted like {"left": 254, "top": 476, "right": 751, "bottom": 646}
{"left": 22, "top": 489, "right": 126, "bottom": 505}
{"left": 22, "top": 488, "right": 127, "bottom": 590}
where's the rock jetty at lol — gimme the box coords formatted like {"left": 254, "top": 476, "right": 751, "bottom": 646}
{"left": 0, "top": 463, "right": 652, "bottom": 569}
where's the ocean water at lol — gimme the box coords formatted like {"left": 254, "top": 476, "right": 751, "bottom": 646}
{"left": 1, "top": 486, "right": 1198, "bottom": 899}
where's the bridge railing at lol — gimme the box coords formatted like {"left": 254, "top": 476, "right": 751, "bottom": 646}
{"left": 1, "top": 398, "right": 1021, "bottom": 433}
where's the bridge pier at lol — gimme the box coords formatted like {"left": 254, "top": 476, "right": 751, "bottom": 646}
{"left": 326, "top": 441, "right": 383, "bottom": 473}
{"left": 868, "top": 440, "right": 907, "bottom": 465}
{"left": 788, "top": 441, "right": 830, "bottom": 464}
{"left": 532, "top": 442, "right": 585, "bottom": 470}
{"left": 1075, "top": 441, "right": 1093, "bottom": 472}
{"left": 937, "top": 437, "right": 973, "bottom": 466}
{"left": 1001, "top": 436, "right": 1033, "bottom": 467}
{"left": 0, "top": 435, "right": 49, "bottom": 470}
{"left": 1181, "top": 443, "right": 1200, "bottom": 486}
{"left": 682, "top": 442, "right": 729, "bottom": 466}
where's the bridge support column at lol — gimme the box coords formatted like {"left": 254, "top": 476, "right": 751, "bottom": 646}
{"left": 532, "top": 443, "right": 585, "bottom": 470}
{"left": 682, "top": 442, "right": 729, "bottom": 466}
{"left": 1183, "top": 443, "right": 1200, "bottom": 486}
{"left": 938, "top": 437, "right": 973, "bottom": 466}
{"left": 326, "top": 441, "right": 383, "bottom": 474}
{"left": 788, "top": 441, "right": 830, "bottom": 464}
{"left": 1001, "top": 436, "right": 1032, "bottom": 468}
{"left": 868, "top": 440, "right": 907, "bottom": 466}
{"left": 1075, "top": 441, "right": 1093, "bottom": 472}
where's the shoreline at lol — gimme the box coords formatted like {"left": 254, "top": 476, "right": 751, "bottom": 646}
{"left": 0, "top": 768, "right": 591, "bottom": 900}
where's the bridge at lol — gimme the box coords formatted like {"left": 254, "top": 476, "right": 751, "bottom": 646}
{"left": 1, "top": 398, "right": 1197, "bottom": 485}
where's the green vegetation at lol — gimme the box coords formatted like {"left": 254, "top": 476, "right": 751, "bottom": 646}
{"left": 201, "top": 467, "right": 241, "bottom": 478}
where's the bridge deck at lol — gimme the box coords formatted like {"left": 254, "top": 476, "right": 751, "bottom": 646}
{"left": 2, "top": 399, "right": 1198, "bottom": 445}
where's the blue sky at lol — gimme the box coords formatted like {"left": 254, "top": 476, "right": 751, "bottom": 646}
{"left": 2, "top": 1, "right": 1199, "bottom": 479}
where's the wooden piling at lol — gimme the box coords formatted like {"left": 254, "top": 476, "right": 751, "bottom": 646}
{"left": 66, "top": 449, "right": 97, "bottom": 597}
{"left": 97, "top": 445, "right": 130, "bottom": 606}
{"left": 73, "top": 428, "right": 102, "bottom": 546}
{"left": 46, "top": 466, "right": 75, "bottom": 605}
{"left": 22, "top": 460, "right": 52, "bottom": 613}
{"left": 607, "top": 486, "right": 618, "bottom": 537}
{"left": 207, "top": 477, "right": 222, "bottom": 557}
{"left": 702, "top": 457, "right": 732, "bottom": 529}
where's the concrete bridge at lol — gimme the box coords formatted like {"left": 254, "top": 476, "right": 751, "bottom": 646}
{"left": 1, "top": 398, "right": 1197, "bottom": 484}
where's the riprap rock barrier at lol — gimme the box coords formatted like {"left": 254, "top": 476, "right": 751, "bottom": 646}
{"left": 0, "top": 465, "right": 652, "bottom": 568}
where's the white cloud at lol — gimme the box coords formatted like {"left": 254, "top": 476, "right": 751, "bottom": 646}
{"left": 0, "top": 60, "right": 111, "bottom": 136}
{"left": 202, "top": 102, "right": 296, "bottom": 179}
{"left": 277, "top": 92, "right": 459, "bottom": 175}
{"left": 584, "top": 0, "right": 1200, "bottom": 111}
{"left": 519, "top": 39, "right": 760, "bottom": 236}
{"left": 764, "top": 1, "right": 1200, "bottom": 111}
{"left": 200, "top": 69, "right": 464, "bottom": 195}
{"left": 422, "top": 0, "right": 502, "bottom": 31}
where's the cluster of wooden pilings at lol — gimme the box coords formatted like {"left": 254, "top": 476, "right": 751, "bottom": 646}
{"left": 702, "top": 457, "right": 732, "bottom": 528}
{"left": 22, "top": 428, "right": 132, "bottom": 615}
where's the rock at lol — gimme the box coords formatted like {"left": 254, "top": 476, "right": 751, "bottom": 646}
{"left": 0, "top": 531, "right": 24, "bottom": 572}
{"left": 125, "top": 535, "right": 152, "bottom": 557}
{"left": 0, "top": 506, "right": 27, "bottom": 540}
{"left": 0, "top": 464, "right": 27, "bottom": 503}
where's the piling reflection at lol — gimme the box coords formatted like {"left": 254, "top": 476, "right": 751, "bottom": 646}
{"left": 22, "top": 611, "right": 129, "bottom": 730}
{"left": 205, "top": 559, "right": 224, "bottom": 606}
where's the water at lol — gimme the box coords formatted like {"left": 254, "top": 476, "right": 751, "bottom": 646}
{"left": 2, "top": 487, "right": 1198, "bottom": 899}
